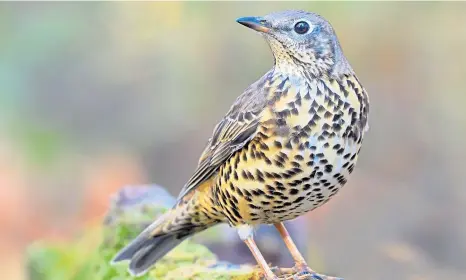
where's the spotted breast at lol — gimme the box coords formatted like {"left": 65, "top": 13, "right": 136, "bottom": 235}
{"left": 213, "top": 69, "right": 369, "bottom": 225}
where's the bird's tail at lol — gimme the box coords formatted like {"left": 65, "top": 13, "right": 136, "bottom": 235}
{"left": 111, "top": 193, "right": 214, "bottom": 276}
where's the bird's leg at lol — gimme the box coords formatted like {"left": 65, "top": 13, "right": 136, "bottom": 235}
{"left": 274, "top": 222, "right": 315, "bottom": 276}
{"left": 237, "top": 225, "right": 278, "bottom": 280}
{"left": 244, "top": 238, "right": 279, "bottom": 280}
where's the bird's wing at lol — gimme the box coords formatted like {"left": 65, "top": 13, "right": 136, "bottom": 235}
{"left": 176, "top": 72, "right": 273, "bottom": 201}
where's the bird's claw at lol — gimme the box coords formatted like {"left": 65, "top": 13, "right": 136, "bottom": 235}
{"left": 293, "top": 265, "right": 343, "bottom": 280}
{"left": 262, "top": 266, "right": 342, "bottom": 280}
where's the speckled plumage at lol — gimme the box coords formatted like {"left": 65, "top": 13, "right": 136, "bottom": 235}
{"left": 113, "top": 10, "right": 369, "bottom": 279}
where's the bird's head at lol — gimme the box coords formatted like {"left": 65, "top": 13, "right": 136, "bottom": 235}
{"left": 237, "top": 10, "right": 348, "bottom": 76}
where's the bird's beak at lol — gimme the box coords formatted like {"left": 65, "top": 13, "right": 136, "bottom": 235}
{"left": 236, "top": 17, "right": 270, "bottom": 33}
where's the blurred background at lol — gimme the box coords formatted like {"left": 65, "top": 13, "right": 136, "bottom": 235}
{"left": 1, "top": 2, "right": 466, "bottom": 280}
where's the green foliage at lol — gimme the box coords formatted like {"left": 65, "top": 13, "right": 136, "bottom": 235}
{"left": 27, "top": 234, "right": 100, "bottom": 280}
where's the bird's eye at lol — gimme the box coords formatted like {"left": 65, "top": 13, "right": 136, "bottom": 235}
{"left": 294, "top": 21, "right": 310, "bottom": 34}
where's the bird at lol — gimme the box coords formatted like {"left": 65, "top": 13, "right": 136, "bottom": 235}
{"left": 111, "top": 10, "right": 369, "bottom": 280}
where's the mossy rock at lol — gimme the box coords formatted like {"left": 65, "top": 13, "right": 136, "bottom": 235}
{"left": 27, "top": 185, "right": 257, "bottom": 280}
{"left": 27, "top": 185, "right": 340, "bottom": 280}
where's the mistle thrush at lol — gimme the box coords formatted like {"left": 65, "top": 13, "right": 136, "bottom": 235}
{"left": 112, "top": 10, "right": 370, "bottom": 280}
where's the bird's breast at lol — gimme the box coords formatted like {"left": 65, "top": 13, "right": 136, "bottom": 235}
{"left": 264, "top": 76, "right": 363, "bottom": 140}
{"left": 215, "top": 74, "right": 367, "bottom": 225}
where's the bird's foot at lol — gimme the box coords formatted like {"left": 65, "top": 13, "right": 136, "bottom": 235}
{"left": 258, "top": 266, "right": 280, "bottom": 280}
{"left": 292, "top": 264, "right": 343, "bottom": 280}
{"left": 260, "top": 266, "right": 342, "bottom": 280}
